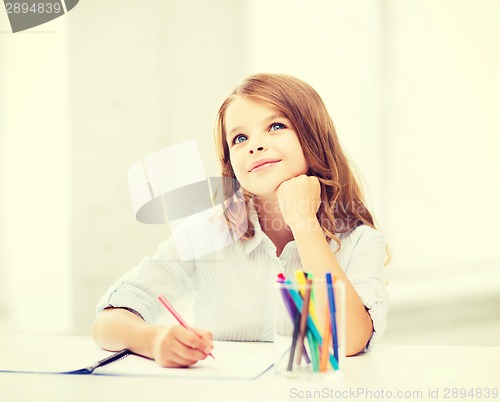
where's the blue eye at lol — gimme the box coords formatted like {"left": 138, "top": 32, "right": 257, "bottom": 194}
{"left": 270, "top": 122, "right": 286, "bottom": 131}
{"left": 233, "top": 134, "right": 247, "bottom": 144}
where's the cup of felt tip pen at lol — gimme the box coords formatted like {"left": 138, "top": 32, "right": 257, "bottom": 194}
{"left": 273, "top": 272, "right": 345, "bottom": 378}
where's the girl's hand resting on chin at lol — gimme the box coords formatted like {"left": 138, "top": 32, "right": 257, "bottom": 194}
{"left": 275, "top": 175, "right": 321, "bottom": 231}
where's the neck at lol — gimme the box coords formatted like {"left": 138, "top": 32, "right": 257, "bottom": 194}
{"left": 254, "top": 196, "right": 293, "bottom": 256}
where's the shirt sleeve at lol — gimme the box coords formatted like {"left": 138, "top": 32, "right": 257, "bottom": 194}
{"left": 342, "top": 225, "right": 389, "bottom": 352}
{"left": 95, "top": 235, "right": 197, "bottom": 324}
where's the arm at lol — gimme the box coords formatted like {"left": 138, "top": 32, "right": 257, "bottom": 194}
{"left": 91, "top": 308, "right": 213, "bottom": 368}
{"left": 276, "top": 175, "right": 374, "bottom": 356}
{"left": 291, "top": 220, "right": 373, "bottom": 356}
{"left": 92, "top": 232, "right": 213, "bottom": 367}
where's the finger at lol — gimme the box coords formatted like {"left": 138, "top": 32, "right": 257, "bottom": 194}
{"left": 193, "top": 327, "right": 214, "bottom": 345}
{"left": 155, "top": 333, "right": 208, "bottom": 368}
{"left": 174, "top": 327, "right": 213, "bottom": 355}
{"left": 172, "top": 342, "right": 210, "bottom": 364}
{"left": 169, "top": 348, "right": 206, "bottom": 367}
{"left": 156, "top": 354, "right": 194, "bottom": 368}
{"left": 157, "top": 349, "right": 200, "bottom": 368}
{"left": 274, "top": 179, "right": 288, "bottom": 194}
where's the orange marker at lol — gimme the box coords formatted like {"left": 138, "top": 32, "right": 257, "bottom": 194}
{"left": 319, "top": 301, "right": 331, "bottom": 372}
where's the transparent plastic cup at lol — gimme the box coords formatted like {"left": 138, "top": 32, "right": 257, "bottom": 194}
{"left": 273, "top": 276, "right": 345, "bottom": 378}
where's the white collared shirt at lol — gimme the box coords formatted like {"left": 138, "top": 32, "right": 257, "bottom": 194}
{"left": 96, "top": 204, "right": 389, "bottom": 350}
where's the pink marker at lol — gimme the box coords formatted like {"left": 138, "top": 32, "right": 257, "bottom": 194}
{"left": 157, "top": 294, "right": 214, "bottom": 359}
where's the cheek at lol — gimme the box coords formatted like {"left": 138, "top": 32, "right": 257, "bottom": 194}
{"left": 228, "top": 151, "right": 245, "bottom": 178}
{"left": 299, "top": 153, "right": 308, "bottom": 173}
{"left": 290, "top": 144, "right": 308, "bottom": 173}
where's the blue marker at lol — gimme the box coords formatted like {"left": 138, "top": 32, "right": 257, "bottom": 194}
{"left": 326, "top": 273, "right": 339, "bottom": 365}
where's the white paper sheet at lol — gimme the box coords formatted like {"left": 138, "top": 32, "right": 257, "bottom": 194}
{"left": 0, "top": 334, "right": 273, "bottom": 380}
{"left": 99, "top": 341, "right": 274, "bottom": 379}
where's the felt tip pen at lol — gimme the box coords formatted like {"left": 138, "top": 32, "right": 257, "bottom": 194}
{"left": 325, "top": 273, "right": 339, "bottom": 367}
{"left": 157, "top": 294, "right": 214, "bottom": 359}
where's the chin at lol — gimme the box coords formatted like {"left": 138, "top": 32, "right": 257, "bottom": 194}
{"left": 247, "top": 178, "right": 286, "bottom": 196}
{"left": 249, "top": 187, "right": 281, "bottom": 199}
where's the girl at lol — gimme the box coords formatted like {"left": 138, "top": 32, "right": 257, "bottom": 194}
{"left": 92, "top": 73, "right": 389, "bottom": 368}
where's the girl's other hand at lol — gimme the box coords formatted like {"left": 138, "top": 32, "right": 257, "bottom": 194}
{"left": 151, "top": 325, "right": 213, "bottom": 368}
{"left": 275, "top": 175, "right": 321, "bottom": 230}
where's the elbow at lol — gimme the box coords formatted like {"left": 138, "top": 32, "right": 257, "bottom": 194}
{"left": 91, "top": 311, "right": 113, "bottom": 350}
{"left": 91, "top": 314, "right": 103, "bottom": 346}
{"left": 345, "top": 312, "right": 373, "bottom": 356}
{"left": 345, "top": 335, "right": 370, "bottom": 356}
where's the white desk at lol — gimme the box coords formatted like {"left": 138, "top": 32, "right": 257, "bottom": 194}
{"left": 0, "top": 334, "right": 499, "bottom": 402}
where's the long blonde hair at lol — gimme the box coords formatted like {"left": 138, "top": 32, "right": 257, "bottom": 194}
{"left": 215, "top": 73, "right": 377, "bottom": 251}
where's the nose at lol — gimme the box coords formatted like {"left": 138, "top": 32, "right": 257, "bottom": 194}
{"left": 249, "top": 146, "right": 264, "bottom": 155}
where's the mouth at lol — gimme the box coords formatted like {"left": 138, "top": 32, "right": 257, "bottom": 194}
{"left": 248, "top": 159, "right": 281, "bottom": 172}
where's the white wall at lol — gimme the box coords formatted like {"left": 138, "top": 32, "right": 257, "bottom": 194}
{"left": 383, "top": 0, "right": 500, "bottom": 306}
{"left": 388, "top": 0, "right": 500, "bottom": 265}
{"left": 0, "top": 16, "right": 72, "bottom": 332}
